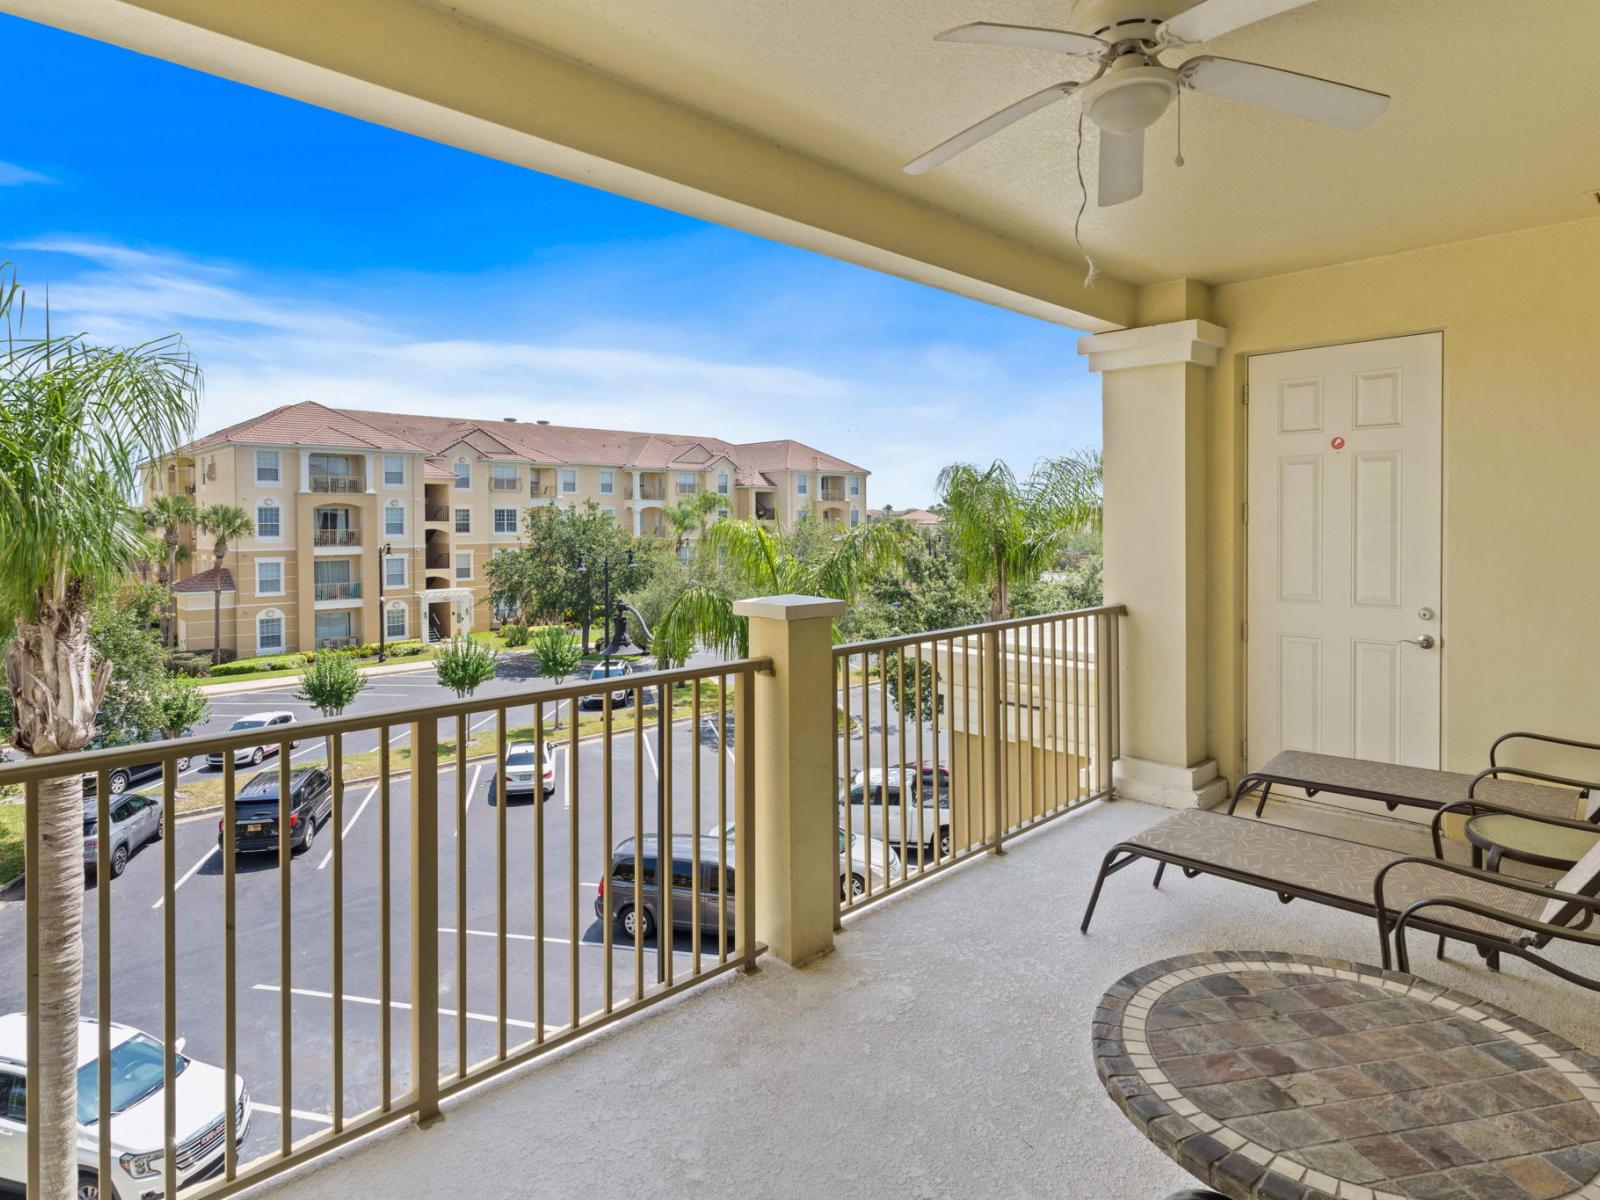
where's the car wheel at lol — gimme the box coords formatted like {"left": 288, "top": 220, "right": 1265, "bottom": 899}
{"left": 297, "top": 814, "right": 316, "bottom": 855}
{"left": 250, "top": 747, "right": 264, "bottom": 766}
{"left": 110, "top": 845, "right": 129, "bottom": 879}
{"left": 176, "top": 756, "right": 192, "bottom": 772}
{"left": 842, "top": 872, "right": 866, "bottom": 900}
{"left": 618, "top": 904, "right": 655, "bottom": 941}
{"left": 108, "top": 769, "right": 130, "bottom": 796}
{"left": 77, "top": 1170, "right": 103, "bottom": 1200}
{"left": 930, "top": 828, "right": 951, "bottom": 858}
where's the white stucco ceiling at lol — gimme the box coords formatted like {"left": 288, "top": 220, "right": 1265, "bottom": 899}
{"left": 433, "top": 0, "right": 1600, "bottom": 286}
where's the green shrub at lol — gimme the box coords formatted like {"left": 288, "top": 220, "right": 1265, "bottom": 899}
{"left": 433, "top": 634, "right": 500, "bottom": 698}
{"left": 295, "top": 652, "right": 369, "bottom": 716}
{"left": 500, "top": 623, "right": 529, "bottom": 647}
{"left": 210, "top": 654, "right": 306, "bottom": 676}
{"left": 166, "top": 651, "right": 213, "bottom": 678}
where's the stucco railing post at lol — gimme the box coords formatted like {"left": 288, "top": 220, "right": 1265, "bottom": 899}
{"left": 731, "top": 594, "right": 846, "bottom": 967}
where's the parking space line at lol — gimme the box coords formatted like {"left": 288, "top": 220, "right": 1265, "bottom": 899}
{"left": 251, "top": 1101, "right": 333, "bottom": 1126}
{"left": 317, "top": 785, "right": 378, "bottom": 870}
{"left": 440, "top": 926, "right": 695, "bottom": 957}
{"left": 641, "top": 727, "right": 659, "bottom": 779}
{"left": 153, "top": 844, "right": 217, "bottom": 909}
{"left": 252, "top": 983, "right": 560, "bottom": 1034}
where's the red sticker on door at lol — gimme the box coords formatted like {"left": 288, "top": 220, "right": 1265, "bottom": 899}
{"left": 1330, "top": 436, "right": 1346, "bottom": 450}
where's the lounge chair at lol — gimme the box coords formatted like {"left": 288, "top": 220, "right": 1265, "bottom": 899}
{"left": 1080, "top": 802, "right": 1600, "bottom": 991}
{"left": 1228, "top": 730, "right": 1600, "bottom": 823}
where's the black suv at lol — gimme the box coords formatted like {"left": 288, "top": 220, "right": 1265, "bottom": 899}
{"left": 220, "top": 767, "right": 333, "bottom": 856}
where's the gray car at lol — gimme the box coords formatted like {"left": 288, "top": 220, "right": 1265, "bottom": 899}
{"left": 594, "top": 836, "right": 733, "bottom": 942}
{"left": 83, "top": 790, "right": 164, "bottom": 878}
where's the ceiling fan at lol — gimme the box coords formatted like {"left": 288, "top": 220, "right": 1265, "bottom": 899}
{"left": 903, "top": 0, "right": 1389, "bottom": 206}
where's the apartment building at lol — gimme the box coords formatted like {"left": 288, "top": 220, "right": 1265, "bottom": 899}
{"left": 149, "top": 401, "right": 869, "bottom": 655}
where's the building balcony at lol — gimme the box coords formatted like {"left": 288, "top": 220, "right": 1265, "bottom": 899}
{"left": 313, "top": 580, "right": 361, "bottom": 601}
{"left": 312, "top": 528, "right": 361, "bottom": 547}
{"left": 628, "top": 484, "right": 665, "bottom": 501}
{"left": 818, "top": 486, "right": 845, "bottom": 502}
{"left": 425, "top": 504, "right": 451, "bottom": 523}
{"left": 309, "top": 474, "right": 364, "bottom": 494}
{"left": 530, "top": 483, "right": 555, "bottom": 498}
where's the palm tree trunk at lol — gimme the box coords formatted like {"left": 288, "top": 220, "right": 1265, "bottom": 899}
{"left": 4, "top": 598, "right": 111, "bottom": 1200}
{"left": 211, "top": 550, "right": 225, "bottom": 666}
{"left": 165, "top": 538, "right": 179, "bottom": 648}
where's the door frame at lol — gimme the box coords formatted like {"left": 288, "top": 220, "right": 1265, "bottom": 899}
{"left": 1242, "top": 328, "right": 1447, "bottom": 771}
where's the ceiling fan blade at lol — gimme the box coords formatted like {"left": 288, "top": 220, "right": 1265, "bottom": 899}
{"left": 1160, "top": 0, "right": 1317, "bottom": 46}
{"left": 936, "top": 22, "right": 1108, "bottom": 57}
{"left": 1098, "top": 128, "right": 1145, "bottom": 207}
{"left": 1180, "top": 56, "right": 1388, "bottom": 130}
{"left": 903, "top": 82, "right": 1078, "bottom": 175}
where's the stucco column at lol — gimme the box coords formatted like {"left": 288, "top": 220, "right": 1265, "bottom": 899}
{"left": 1078, "top": 318, "right": 1229, "bottom": 809}
{"left": 298, "top": 449, "right": 311, "bottom": 495}
{"left": 364, "top": 452, "right": 377, "bottom": 494}
{"left": 731, "top": 594, "right": 844, "bottom": 967}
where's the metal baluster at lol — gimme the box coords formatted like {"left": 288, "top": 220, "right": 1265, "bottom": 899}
{"left": 691, "top": 682, "right": 703, "bottom": 970}
{"left": 330, "top": 732, "right": 345, "bottom": 1131}
{"left": 533, "top": 703, "right": 545, "bottom": 1044}
{"left": 95, "top": 771, "right": 111, "bottom": 1191}
{"left": 455, "top": 712, "right": 467, "bottom": 1081}
{"left": 277, "top": 742, "right": 291, "bottom": 1156}
{"left": 496, "top": 706, "right": 508, "bottom": 1061}
{"left": 603, "top": 691, "right": 614, "bottom": 1013}
{"left": 633, "top": 685, "right": 645, "bottom": 1001}
{"left": 378, "top": 731, "right": 392, "bottom": 1111}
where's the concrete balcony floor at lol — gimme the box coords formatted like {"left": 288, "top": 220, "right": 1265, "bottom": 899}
{"left": 260, "top": 798, "right": 1600, "bottom": 1200}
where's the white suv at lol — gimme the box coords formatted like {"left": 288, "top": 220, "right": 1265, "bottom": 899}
{"left": 206, "top": 711, "right": 300, "bottom": 768}
{"left": 0, "top": 1013, "right": 250, "bottom": 1198}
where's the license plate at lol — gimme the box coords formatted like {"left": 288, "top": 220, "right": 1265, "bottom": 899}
{"left": 246, "top": 823, "right": 263, "bottom": 834}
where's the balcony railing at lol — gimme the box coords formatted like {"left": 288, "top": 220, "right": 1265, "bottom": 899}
{"left": 1, "top": 604, "right": 1121, "bottom": 1198}
{"left": 314, "top": 580, "right": 361, "bottom": 601}
{"left": 628, "top": 484, "right": 664, "bottom": 501}
{"left": 313, "top": 529, "right": 361, "bottom": 547}
{"left": 1, "top": 659, "right": 761, "bottom": 1198}
{"left": 755, "top": 506, "right": 776, "bottom": 521}
{"left": 317, "top": 636, "right": 359, "bottom": 650}
{"left": 819, "top": 486, "right": 845, "bottom": 502}
{"left": 490, "top": 477, "right": 521, "bottom": 492}
{"left": 425, "top": 504, "right": 450, "bottom": 522}
{"left": 676, "top": 482, "right": 698, "bottom": 496}
{"left": 530, "top": 483, "right": 554, "bottom": 498}
{"left": 309, "top": 474, "right": 364, "bottom": 494}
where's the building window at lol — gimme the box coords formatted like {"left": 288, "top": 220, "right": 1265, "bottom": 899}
{"left": 850, "top": 508, "right": 861, "bottom": 528}
{"left": 385, "top": 603, "right": 407, "bottom": 640}
{"left": 255, "top": 450, "right": 280, "bottom": 484}
{"left": 559, "top": 469, "right": 577, "bottom": 494}
{"left": 454, "top": 508, "right": 471, "bottom": 534}
{"left": 384, "top": 556, "right": 406, "bottom": 589}
{"left": 490, "top": 464, "right": 520, "bottom": 492}
{"left": 718, "top": 508, "right": 729, "bottom": 520}
{"left": 384, "top": 504, "right": 405, "bottom": 536}
{"left": 453, "top": 460, "right": 471, "bottom": 490}
{"left": 257, "top": 610, "right": 285, "bottom": 654}
{"left": 315, "top": 611, "right": 354, "bottom": 645}
{"left": 849, "top": 475, "right": 860, "bottom": 497}
{"left": 255, "top": 503, "right": 281, "bottom": 539}
{"left": 676, "top": 472, "right": 698, "bottom": 495}
{"left": 493, "top": 507, "right": 518, "bottom": 534}
{"left": 255, "top": 560, "right": 283, "bottom": 596}
{"left": 599, "top": 470, "right": 614, "bottom": 495}
{"left": 383, "top": 454, "right": 405, "bottom": 486}
{"left": 455, "top": 552, "right": 472, "bottom": 580}
{"left": 599, "top": 507, "right": 615, "bottom": 522}
{"left": 796, "top": 475, "right": 808, "bottom": 496}
{"left": 717, "top": 471, "right": 729, "bottom": 496}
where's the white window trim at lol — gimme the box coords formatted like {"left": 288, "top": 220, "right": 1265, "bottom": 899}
{"left": 384, "top": 555, "right": 407, "bottom": 589}
{"left": 849, "top": 475, "right": 861, "bottom": 497}
{"left": 254, "top": 449, "right": 281, "bottom": 486}
{"left": 385, "top": 602, "right": 408, "bottom": 640}
{"left": 453, "top": 460, "right": 472, "bottom": 490}
{"left": 600, "top": 506, "right": 616, "bottom": 521}
{"left": 797, "top": 475, "right": 809, "bottom": 495}
{"left": 255, "top": 502, "right": 282, "bottom": 541}
{"left": 455, "top": 552, "right": 473, "bottom": 581}
{"left": 493, "top": 507, "right": 519, "bottom": 535}
{"left": 717, "top": 471, "right": 729, "bottom": 496}
{"left": 384, "top": 503, "right": 406, "bottom": 537}
{"left": 559, "top": 469, "right": 577, "bottom": 494}
{"left": 454, "top": 508, "right": 472, "bottom": 534}
{"left": 599, "top": 470, "right": 614, "bottom": 495}
{"left": 383, "top": 454, "right": 406, "bottom": 488}
{"left": 254, "top": 557, "right": 285, "bottom": 597}
{"left": 256, "top": 608, "right": 286, "bottom": 655}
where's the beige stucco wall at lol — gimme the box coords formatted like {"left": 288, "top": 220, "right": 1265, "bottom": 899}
{"left": 1204, "top": 215, "right": 1600, "bottom": 784}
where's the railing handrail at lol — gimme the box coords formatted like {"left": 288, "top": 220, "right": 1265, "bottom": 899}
{"left": 0, "top": 655, "right": 774, "bottom": 785}
{"left": 833, "top": 604, "right": 1128, "bottom": 657}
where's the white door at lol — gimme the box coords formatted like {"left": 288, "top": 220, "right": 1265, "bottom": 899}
{"left": 1247, "top": 333, "right": 1442, "bottom": 769}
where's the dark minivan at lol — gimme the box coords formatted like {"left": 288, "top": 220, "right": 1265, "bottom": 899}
{"left": 594, "top": 836, "right": 734, "bottom": 941}
{"left": 219, "top": 767, "right": 333, "bottom": 856}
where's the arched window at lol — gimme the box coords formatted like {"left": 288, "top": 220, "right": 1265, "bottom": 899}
{"left": 257, "top": 608, "right": 286, "bottom": 655}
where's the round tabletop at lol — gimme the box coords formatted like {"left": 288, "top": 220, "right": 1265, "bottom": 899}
{"left": 1465, "top": 813, "right": 1600, "bottom": 871}
{"left": 1094, "top": 952, "right": 1600, "bottom": 1200}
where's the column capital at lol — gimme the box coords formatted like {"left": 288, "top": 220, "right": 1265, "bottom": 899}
{"left": 1076, "top": 318, "right": 1228, "bottom": 373}
{"left": 732, "top": 594, "right": 846, "bottom": 622}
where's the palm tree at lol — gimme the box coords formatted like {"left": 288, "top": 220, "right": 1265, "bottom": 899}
{"left": 652, "top": 516, "right": 906, "bottom": 663}
{"left": 145, "top": 492, "right": 198, "bottom": 646}
{"left": 936, "top": 451, "right": 1101, "bottom": 620}
{"left": 664, "top": 490, "right": 722, "bottom": 551}
{"left": 0, "top": 272, "right": 198, "bottom": 1200}
{"left": 197, "top": 504, "right": 252, "bottom": 665}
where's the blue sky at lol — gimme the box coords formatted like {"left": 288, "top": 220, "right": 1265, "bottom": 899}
{"left": 0, "top": 12, "right": 1100, "bottom": 506}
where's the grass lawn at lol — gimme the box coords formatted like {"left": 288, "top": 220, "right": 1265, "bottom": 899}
{"left": 0, "top": 803, "right": 21, "bottom": 884}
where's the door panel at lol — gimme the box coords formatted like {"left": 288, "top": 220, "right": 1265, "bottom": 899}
{"left": 1248, "top": 334, "right": 1442, "bottom": 772}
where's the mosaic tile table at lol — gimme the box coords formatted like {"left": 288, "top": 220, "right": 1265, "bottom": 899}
{"left": 1094, "top": 952, "right": 1600, "bottom": 1200}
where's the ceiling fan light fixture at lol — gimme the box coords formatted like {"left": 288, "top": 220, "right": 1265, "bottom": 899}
{"left": 1081, "top": 66, "right": 1178, "bottom": 134}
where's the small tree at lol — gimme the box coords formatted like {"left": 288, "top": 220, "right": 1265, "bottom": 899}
{"left": 433, "top": 634, "right": 499, "bottom": 698}
{"left": 295, "top": 652, "right": 368, "bottom": 717}
{"left": 154, "top": 678, "right": 210, "bottom": 741}
{"left": 145, "top": 492, "right": 198, "bottom": 646}
{"left": 530, "top": 626, "right": 583, "bottom": 729}
{"left": 197, "top": 503, "right": 252, "bottom": 664}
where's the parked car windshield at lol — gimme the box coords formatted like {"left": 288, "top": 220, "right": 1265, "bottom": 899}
{"left": 229, "top": 719, "right": 267, "bottom": 731}
{"left": 76, "top": 1032, "right": 189, "bottom": 1124}
{"left": 505, "top": 749, "right": 538, "bottom": 767}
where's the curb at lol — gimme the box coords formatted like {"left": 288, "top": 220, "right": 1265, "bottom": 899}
{"left": 195, "top": 650, "right": 535, "bottom": 697}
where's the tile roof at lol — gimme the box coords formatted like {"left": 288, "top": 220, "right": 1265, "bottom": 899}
{"left": 178, "top": 401, "right": 868, "bottom": 480}
{"left": 868, "top": 507, "right": 942, "bottom": 526}
{"left": 173, "top": 567, "right": 235, "bottom": 593}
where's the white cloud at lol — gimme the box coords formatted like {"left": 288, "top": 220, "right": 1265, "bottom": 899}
{"left": 0, "top": 161, "right": 53, "bottom": 186}
{"left": 7, "top": 238, "right": 1098, "bottom": 505}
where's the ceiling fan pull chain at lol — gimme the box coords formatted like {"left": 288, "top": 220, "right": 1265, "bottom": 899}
{"left": 1073, "top": 109, "right": 1099, "bottom": 288}
{"left": 1174, "top": 87, "right": 1186, "bottom": 167}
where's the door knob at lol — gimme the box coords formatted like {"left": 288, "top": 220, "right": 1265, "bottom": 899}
{"left": 1403, "top": 634, "right": 1435, "bottom": 650}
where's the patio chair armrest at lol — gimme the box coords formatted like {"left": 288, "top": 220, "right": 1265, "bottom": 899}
{"left": 1429, "top": 796, "right": 1600, "bottom": 858}
{"left": 1375, "top": 854, "right": 1600, "bottom": 920}
{"left": 1490, "top": 730, "right": 1600, "bottom": 770}
{"left": 1472, "top": 764, "right": 1595, "bottom": 798}
{"left": 1391, "top": 894, "right": 1600, "bottom": 951}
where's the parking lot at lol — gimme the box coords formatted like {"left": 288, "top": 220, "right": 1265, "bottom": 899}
{"left": 0, "top": 657, "right": 935, "bottom": 1163}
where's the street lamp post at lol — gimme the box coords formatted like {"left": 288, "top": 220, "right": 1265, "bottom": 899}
{"left": 575, "top": 548, "right": 634, "bottom": 674}
{"left": 377, "top": 541, "right": 393, "bottom": 662}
